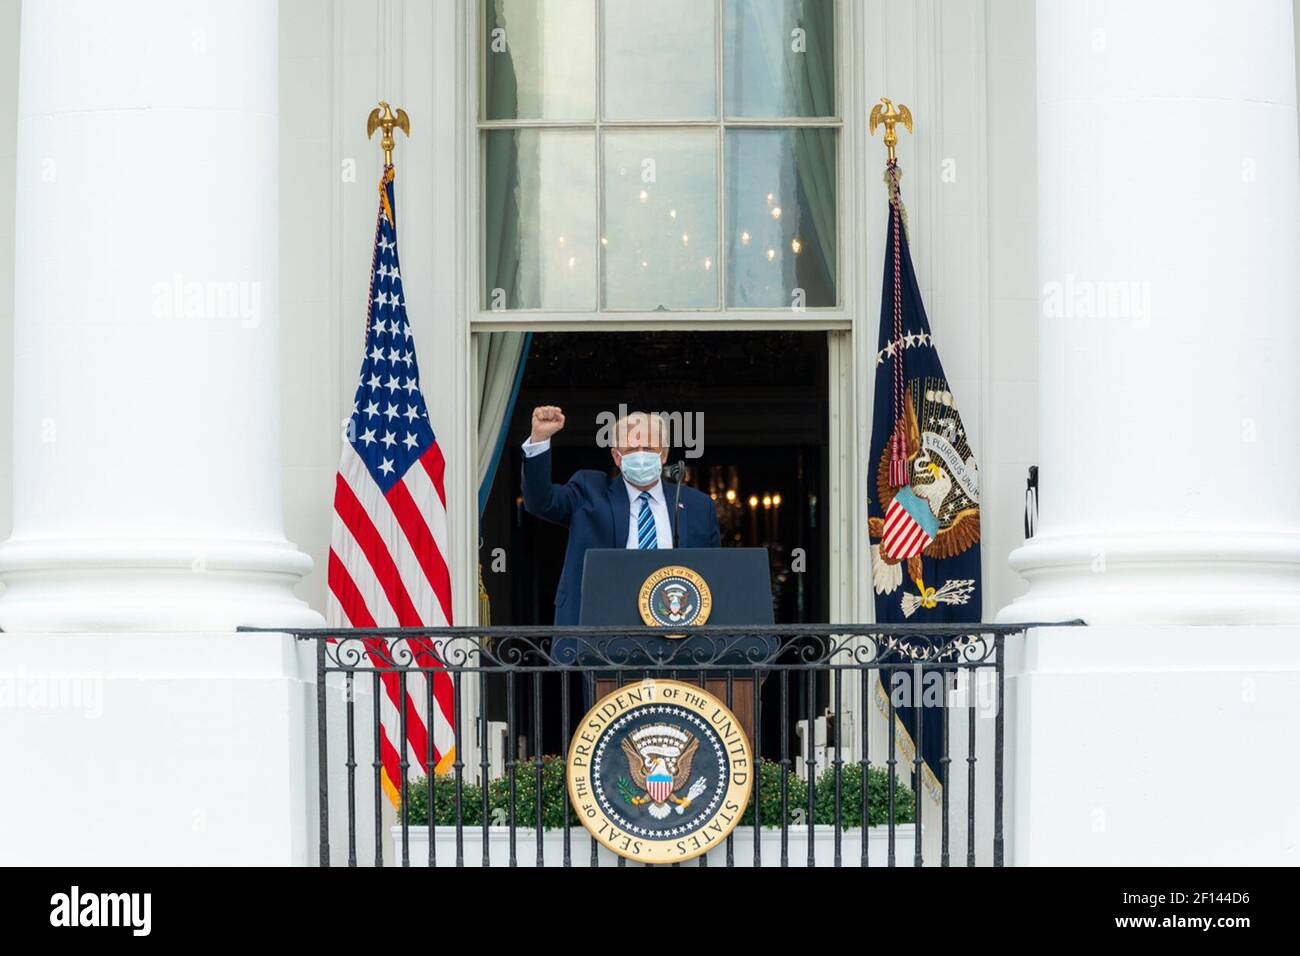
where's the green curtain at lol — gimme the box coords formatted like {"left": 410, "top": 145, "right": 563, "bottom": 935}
{"left": 788, "top": 0, "right": 838, "bottom": 300}
{"left": 476, "top": 331, "right": 531, "bottom": 514}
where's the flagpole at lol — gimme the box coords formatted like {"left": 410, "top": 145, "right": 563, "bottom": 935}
{"left": 871, "top": 98, "right": 916, "bottom": 490}
{"left": 365, "top": 101, "right": 409, "bottom": 284}
{"left": 336, "top": 97, "right": 458, "bottom": 812}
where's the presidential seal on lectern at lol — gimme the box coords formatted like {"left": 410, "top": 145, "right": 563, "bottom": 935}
{"left": 566, "top": 679, "right": 753, "bottom": 864}
{"left": 637, "top": 564, "right": 713, "bottom": 628}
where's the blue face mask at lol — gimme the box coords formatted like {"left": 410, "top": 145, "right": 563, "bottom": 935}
{"left": 619, "top": 450, "right": 663, "bottom": 486}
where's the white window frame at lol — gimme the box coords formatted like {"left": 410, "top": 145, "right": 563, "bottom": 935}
{"left": 464, "top": 0, "right": 862, "bottom": 332}
{"left": 456, "top": 0, "right": 879, "bottom": 769}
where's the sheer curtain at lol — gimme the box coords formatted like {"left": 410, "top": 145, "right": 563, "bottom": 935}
{"left": 788, "top": 0, "right": 837, "bottom": 297}
{"left": 735, "top": 0, "right": 837, "bottom": 303}
{"left": 476, "top": 3, "right": 538, "bottom": 624}
{"left": 478, "top": 2, "right": 534, "bottom": 517}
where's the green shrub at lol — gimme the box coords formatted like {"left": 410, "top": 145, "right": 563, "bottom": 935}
{"left": 407, "top": 756, "right": 915, "bottom": 829}
{"left": 738, "top": 757, "right": 809, "bottom": 826}
{"left": 814, "top": 761, "right": 916, "bottom": 827}
{"left": 740, "top": 758, "right": 916, "bottom": 827}
{"left": 405, "top": 755, "right": 578, "bottom": 829}
{"left": 402, "top": 771, "right": 483, "bottom": 827}
{"left": 485, "top": 755, "right": 581, "bottom": 829}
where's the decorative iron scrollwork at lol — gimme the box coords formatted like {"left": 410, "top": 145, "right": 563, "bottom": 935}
{"left": 314, "top": 625, "right": 1011, "bottom": 673}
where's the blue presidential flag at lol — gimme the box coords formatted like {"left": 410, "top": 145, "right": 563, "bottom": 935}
{"left": 868, "top": 162, "right": 982, "bottom": 807}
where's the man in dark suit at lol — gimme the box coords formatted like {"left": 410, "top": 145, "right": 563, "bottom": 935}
{"left": 521, "top": 406, "right": 721, "bottom": 657}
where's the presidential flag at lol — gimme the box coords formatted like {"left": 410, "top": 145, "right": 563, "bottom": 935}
{"left": 868, "top": 161, "right": 982, "bottom": 809}
{"left": 327, "top": 166, "right": 456, "bottom": 808}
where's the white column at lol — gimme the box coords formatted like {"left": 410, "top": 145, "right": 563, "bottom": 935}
{"left": 1002, "top": 0, "right": 1300, "bottom": 625}
{"left": 998, "top": 0, "right": 1300, "bottom": 865}
{"left": 0, "top": 0, "right": 319, "bottom": 630}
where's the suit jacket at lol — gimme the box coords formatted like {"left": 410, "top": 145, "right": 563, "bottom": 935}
{"left": 521, "top": 449, "right": 721, "bottom": 651}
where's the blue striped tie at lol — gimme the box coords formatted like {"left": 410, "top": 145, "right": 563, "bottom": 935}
{"left": 635, "top": 491, "right": 658, "bottom": 550}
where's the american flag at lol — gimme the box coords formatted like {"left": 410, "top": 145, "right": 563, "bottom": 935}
{"left": 327, "top": 166, "right": 455, "bottom": 808}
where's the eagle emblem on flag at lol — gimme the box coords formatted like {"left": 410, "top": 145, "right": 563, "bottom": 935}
{"left": 869, "top": 381, "right": 980, "bottom": 617}
{"left": 618, "top": 724, "right": 707, "bottom": 820}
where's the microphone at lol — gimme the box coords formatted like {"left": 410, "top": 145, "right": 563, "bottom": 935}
{"left": 667, "top": 461, "right": 686, "bottom": 547}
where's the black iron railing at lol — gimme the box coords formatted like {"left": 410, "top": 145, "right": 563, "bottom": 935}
{"left": 242, "top": 622, "right": 1073, "bottom": 867}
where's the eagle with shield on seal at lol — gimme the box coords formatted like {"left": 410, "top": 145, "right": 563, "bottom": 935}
{"left": 655, "top": 582, "right": 694, "bottom": 623}
{"left": 620, "top": 724, "right": 708, "bottom": 820}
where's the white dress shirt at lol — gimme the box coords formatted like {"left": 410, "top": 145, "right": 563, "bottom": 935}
{"left": 522, "top": 437, "right": 673, "bottom": 549}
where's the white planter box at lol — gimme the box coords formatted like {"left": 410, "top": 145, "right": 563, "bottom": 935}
{"left": 390, "top": 823, "right": 918, "bottom": 867}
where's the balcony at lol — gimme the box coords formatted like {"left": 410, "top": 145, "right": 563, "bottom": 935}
{"left": 235, "top": 623, "right": 1071, "bottom": 867}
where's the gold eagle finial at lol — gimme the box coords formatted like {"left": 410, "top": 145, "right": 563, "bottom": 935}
{"left": 367, "top": 101, "right": 410, "bottom": 166}
{"left": 869, "top": 97, "right": 913, "bottom": 163}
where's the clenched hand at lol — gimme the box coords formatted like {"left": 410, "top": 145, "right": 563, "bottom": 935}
{"left": 530, "top": 405, "right": 565, "bottom": 443}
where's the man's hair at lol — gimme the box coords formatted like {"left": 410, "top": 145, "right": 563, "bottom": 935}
{"left": 614, "top": 410, "right": 668, "bottom": 450}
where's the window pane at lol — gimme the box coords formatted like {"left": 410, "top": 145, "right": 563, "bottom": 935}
{"left": 725, "top": 128, "right": 837, "bottom": 308}
{"left": 602, "top": 131, "right": 719, "bottom": 310}
{"left": 602, "top": 0, "right": 716, "bottom": 120}
{"left": 724, "top": 0, "right": 836, "bottom": 118}
{"left": 483, "top": 130, "right": 597, "bottom": 310}
{"left": 484, "top": 0, "right": 595, "bottom": 120}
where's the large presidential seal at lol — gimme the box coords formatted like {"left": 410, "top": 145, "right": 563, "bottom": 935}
{"left": 566, "top": 679, "right": 752, "bottom": 864}
{"left": 637, "top": 565, "right": 712, "bottom": 629}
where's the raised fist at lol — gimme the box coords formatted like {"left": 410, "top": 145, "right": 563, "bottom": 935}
{"left": 530, "top": 405, "right": 565, "bottom": 443}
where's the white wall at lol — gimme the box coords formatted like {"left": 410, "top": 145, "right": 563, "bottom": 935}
{"left": 982, "top": 0, "right": 1038, "bottom": 611}
{"left": 276, "top": 2, "right": 478, "bottom": 829}
{"left": 866, "top": 0, "right": 1037, "bottom": 619}
{"left": 0, "top": 0, "right": 17, "bottom": 547}
{"left": 277, "top": 0, "right": 469, "bottom": 626}
{"left": 279, "top": 0, "right": 342, "bottom": 618}
{"left": 856, "top": 0, "right": 1036, "bottom": 865}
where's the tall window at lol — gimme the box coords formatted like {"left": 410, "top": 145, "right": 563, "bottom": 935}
{"left": 479, "top": 0, "right": 839, "bottom": 314}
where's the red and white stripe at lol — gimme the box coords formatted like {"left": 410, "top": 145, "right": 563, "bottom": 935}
{"left": 327, "top": 442, "right": 455, "bottom": 804}
{"left": 882, "top": 496, "right": 933, "bottom": 561}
